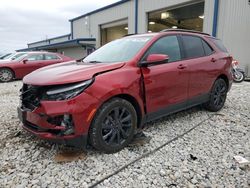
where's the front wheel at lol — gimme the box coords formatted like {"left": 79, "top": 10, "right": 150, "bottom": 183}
{"left": 204, "top": 78, "right": 228, "bottom": 112}
{"left": 89, "top": 98, "right": 137, "bottom": 153}
{"left": 0, "top": 68, "right": 14, "bottom": 82}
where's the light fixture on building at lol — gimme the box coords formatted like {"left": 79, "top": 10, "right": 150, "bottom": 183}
{"left": 199, "top": 15, "right": 204, "bottom": 19}
{"left": 148, "top": 30, "right": 152, "bottom": 33}
{"left": 124, "top": 27, "right": 128, "bottom": 30}
{"left": 172, "top": 26, "right": 178, "bottom": 29}
{"left": 161, "top": 12, "right": 170, "bottom": 19}
{"left": 149, "top": 21, "right": 155, "bottom": 25}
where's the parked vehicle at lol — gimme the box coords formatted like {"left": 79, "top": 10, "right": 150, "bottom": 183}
{"left": 232, "top": 60, "right": 245, "bottom": 83}
{"left": 0, "top": 52, "right": 27, "bottom": 62}
{"left": 0, "top": 53, "right": 12, "bottom": 60}
{"left": 18, "top": 29, "right": 233, "bottom": 153}
{"left": 0, "top": 52, "right": 73, "bottom": 82}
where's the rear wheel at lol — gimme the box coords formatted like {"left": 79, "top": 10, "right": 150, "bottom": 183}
{"left": 233, "top": 71, "right": 245, "bottom": 83}
{"left": 0, "top": 68, "right": 14, "bottom": 82}
{"left": 204, "top": 78, "right": 228, "bottom": 112}
{"left": 89, "top": 98, "right": 137, "bottom": 153}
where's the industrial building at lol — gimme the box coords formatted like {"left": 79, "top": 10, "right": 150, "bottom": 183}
{"left": 18, "top": 0, "right": 250, "bottom": 76}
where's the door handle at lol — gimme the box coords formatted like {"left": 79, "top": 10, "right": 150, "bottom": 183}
{"left": 211, "top": 58, "right": 217, "bottom": 62}
{"left": 177, "top": 64, "right": 187, "bottom": 69}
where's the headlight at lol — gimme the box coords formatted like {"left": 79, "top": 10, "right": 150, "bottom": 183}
{"left": 43, "top": 79, "right": 93, "bottom": 101}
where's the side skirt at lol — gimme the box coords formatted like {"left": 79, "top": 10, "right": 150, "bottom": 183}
{"left": 142, "top": 93, "right": 210, "bottom": 124}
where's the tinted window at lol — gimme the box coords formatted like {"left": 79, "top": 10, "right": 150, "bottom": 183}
{"left": 144, "top": 36, "right": 181, "bottom": 62}
{"left": 211, "top": 38, "right": 228, "bottom": 52}
{"left": 182, "top": 35, "right": 205, "bottom": 59}
{"left": 202, "top": 40, "right": 214, "bottom": 55}
{"left": 45, "top": 54, "right": 60, "bottom": 60}
{"left": 27, "top": 54, "right": 44, "bottom": 61}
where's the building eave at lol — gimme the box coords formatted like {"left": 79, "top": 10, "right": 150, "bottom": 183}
{"left": 17, "top": 38, "right": 96, "bottom": 52}
{"left": 69, "top": 0, "right": 130, "bottom": 22}
{"left": 27, "top": 34, "right": 71, "bottom": 46}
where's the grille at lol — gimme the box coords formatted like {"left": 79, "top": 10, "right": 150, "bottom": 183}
{"left": 20, "top": 84, "right": 43, "bottom": 111}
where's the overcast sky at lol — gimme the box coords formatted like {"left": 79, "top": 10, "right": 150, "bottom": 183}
{"left": 0, "top": 0, "right": 119, "bottom": 54}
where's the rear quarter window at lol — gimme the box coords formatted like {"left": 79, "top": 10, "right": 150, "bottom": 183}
{"left": 211, "top": 38, "right": 228, "bottom": 52}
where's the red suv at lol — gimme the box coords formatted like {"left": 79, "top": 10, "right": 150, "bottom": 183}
{"left": 18, "top": 30, "right": 233, "bottom": 153}
{"left": 0, "top": 52, "right": 73, "bottom": 82}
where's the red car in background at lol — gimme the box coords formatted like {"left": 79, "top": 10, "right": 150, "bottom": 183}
{"left": 0, "top": 52, "right": 73, "bottom": 82}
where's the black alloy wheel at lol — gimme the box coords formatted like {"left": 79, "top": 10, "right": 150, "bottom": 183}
{"left": 102, "top": 106, "right": 133, "bottom": 146}
{"left": 204, "top": 78, "right": 228, "bottom": 112}
{"left": 89, "top": 98, "right": 137, "bottom": 153}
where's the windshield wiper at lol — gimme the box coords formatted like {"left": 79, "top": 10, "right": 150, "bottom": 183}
{"left": 82, "top": 61, "right": 102, "bottom": 63}
{"left": 87, "top": 61, "right": 103, "bottom": 64}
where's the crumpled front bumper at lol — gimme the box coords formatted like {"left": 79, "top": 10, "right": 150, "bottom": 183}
{"left": 17, "top": 92, "right": 100, "bottom": 148}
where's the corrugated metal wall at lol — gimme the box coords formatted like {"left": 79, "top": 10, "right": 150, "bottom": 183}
{"left": 50, "top": 36, "right": 69, "bottom": 44}
{"left": 28, "top": 36, "right": 69, "bottom": 48}
{"left": 72, "top": 1, "right": 134, "bottom": 47}
{"left": 217, "top": 0, "right": 250, "bottom": 76}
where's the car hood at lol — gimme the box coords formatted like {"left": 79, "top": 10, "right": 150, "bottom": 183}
{"left": 23, "top": 61, "right": 125, "bottom": 86}
{"left": 0, "top": 59, "right": 15, "bottom": 63}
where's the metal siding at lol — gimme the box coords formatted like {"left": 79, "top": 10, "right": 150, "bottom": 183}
{"left": 72, "top": 1, "right": 134, "bottom": 47}
{"left": 203, "top": 0, "right": 214, "bottom": 34}
{"left": 217, "top": 0, "right": 250, "bottom": 76}
{"left": 57, "top": 47, "right": 87, "bottom": 59}
{"left": 73, "top": 18, "right": 89, "bottom": 39}
{"left": 50, "top": 36, "right": 69, "bottom": 44}
{"left": 28, "top": 41, "right": 49, "bottom": 48}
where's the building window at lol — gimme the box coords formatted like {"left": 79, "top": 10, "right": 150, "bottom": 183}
{"left": 148, "top": 2, "right": 205, "bottom": 32}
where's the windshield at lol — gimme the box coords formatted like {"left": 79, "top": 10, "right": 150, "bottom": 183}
{"left": 2, "top": 53, "right": 14, "bottom": 59}
{"left": 84, "top": 36, "right": 152, "bottom": 63}
{"left": 11, "top": 53, "right": 27, "bottom": 60}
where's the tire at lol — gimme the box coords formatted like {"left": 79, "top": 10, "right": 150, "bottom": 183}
{"left": 204, "top": 78, "right": 228, "bottom": 112}
{"left": 89, "top": 98, "right": 137, "bottom": 153}
{"left": 233, "top": 71, "right": 245, "bottom": 83}
{"left": 0, "top": 68, "right": 14, "bottom": 82}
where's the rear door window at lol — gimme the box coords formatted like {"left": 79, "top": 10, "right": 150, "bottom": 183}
{"left": 27, "top": 54, "right": 44, "bottom": 61}
{"left": 201, "top": 40, "right": 214, "bottom": 56}
{"left": 181, "top": 35, "right": 205, "bottom": 59}
{"left": 45, "top": 54, "right": 60, "bottom": 60}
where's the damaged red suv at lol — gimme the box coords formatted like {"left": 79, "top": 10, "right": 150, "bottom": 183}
{"left": 18, "top": 30, "right": 233, "bottom": 153}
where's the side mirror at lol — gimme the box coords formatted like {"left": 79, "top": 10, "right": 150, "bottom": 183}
{"left": 140, "top": 54, "right": 169, "bottom": 67}
{"left": 23, "top": 59, "right": 28, "bottom": 64}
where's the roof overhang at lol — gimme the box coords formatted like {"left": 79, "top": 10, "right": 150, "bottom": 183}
{"left": 69, "top": 0, "right": 130, "bottom": 22}
{"left": 17, "top": 38, "right": 96, "bottom": 52}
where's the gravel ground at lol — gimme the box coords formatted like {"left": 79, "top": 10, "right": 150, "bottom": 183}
{"left": 0, "top": 81, "right": 249, "bottom": 188}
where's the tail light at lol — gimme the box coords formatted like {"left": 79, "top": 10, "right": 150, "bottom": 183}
{"left": 232, "top": 60, "right": 239, "bottom": 66}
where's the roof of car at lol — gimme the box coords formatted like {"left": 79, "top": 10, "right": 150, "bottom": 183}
{"left": 125, "top": 29, "right": 211, "bottom": 38}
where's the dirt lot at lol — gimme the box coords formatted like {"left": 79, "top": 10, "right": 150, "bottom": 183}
{"left": 0, "top": 81, "right": 249, "bottom": 188}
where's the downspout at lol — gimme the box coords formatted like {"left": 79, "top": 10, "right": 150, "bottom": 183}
{"left": 212, "top": 0, "right": 219, "bottom": 37}
{"left": 135, "top": 0, "right": 138, "bottom": 34}
{"left": 71, "top": 21, "right": 74, "bottom": 39}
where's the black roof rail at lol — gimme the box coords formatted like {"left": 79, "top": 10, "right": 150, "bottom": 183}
{"left": 160, "top": 29, "right": 210, "bottom": 36}
{"left": 123, "top": 33, "right": 136, "bottom": 37}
